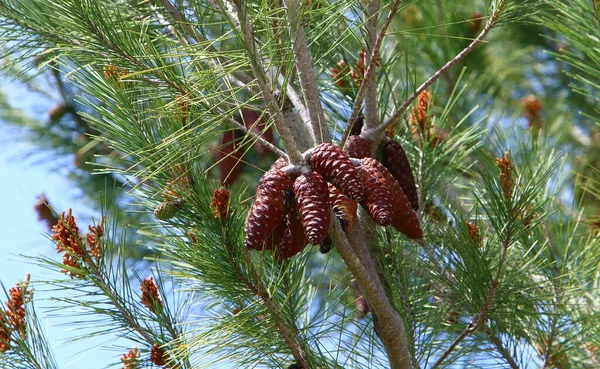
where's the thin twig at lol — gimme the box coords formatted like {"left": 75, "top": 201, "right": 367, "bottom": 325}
{"left": 243, "top": 252, "right": 310, "bottom": 369}
{"left": 340, "top": 0, "right": 401, "bottom": 148}
{"left": 330, "top": 216, "right": 413, "bottom": 369}
{"left": 224, "top": 115, "right": 288, "bottom": 159}
{"left": 368, "top": 3, "right": 505, "bottom": 138}
{"left": 283, "top": 0, "right": 330, "bottom": 144}
{"left": 431, "top": 237, "right": 511, "bottom": 369}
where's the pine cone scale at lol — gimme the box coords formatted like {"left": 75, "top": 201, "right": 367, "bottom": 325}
{"left": 293, "top": 172, "right": 331, "bottom": 245}
{"left": 310, "top": 143, "right": 364, "bottom": 202}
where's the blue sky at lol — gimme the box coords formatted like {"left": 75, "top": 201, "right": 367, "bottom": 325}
{"left": 0, "top": 87, "right": 128, "bottom": 367}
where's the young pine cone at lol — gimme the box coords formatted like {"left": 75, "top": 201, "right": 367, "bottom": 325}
{"left": 310, "top": 143, "right": 364, "bottom": 202}
{"left": 382, "top": 140, "right": 419, "bottom": 211}
{"left": 293, "top": 171, "right": 331, "bottom": 245}
{"left": 277, "top": 205, "right": 308, "bottom": 260}
{"left": 244, "top": 169, "right": 293, "bottom": 250}
{"left": 365, "top": 158, "right": 422, "bottom": 239}
{"left": 359, "top": 158, "right": 395, "bottom": 226}
{"left": 343, "top": 135, "right": 371, "bottom": 159}
{"left": 154, "top": 199, "right": 184, "bottom": 220}
{"left": 329, "top": 183, "right": 357, "bottom": 232}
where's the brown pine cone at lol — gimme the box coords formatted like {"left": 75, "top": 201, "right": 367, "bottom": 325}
{"left": 244, "top": 169, "right": 293, "bottom": 250}
{"left": 343, "top": 135, "right": 371, "bottom": 159}
{"left": 382, "top": 140, "right": 419, "bottom": 211}
{"left": 329, "top": 183, "right": 357, "bottom": 232}
{"left": 294, "top": 171, "right": 331, "bottom": 245}
{"left": 359, "top": 158, "right": 394, "bottom": 226}
{"left": 310, "top": 143, "right": 364, "bottom": 202}
{"left": 277, "top": 205, "right": 308, "bottom": 259}
{"left": 270, "top": 157, "right": 289, "bottom": 171}
{"left": 264, "top": 218, "right": 287, "bottom": 251}
{"left": 365, "top": 158, "right": 422, "bottom": 239}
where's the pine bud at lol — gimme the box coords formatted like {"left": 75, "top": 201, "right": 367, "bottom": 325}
{"left": 244, "top": 169, "right": 293, "bottom": 250}
{"left": 364, "top": 158, "right": 422, "bottom": 239}
{"left": 150, "top": 344, "right": 167, "bottom": 366}
{"left": 329, "top": 183, "right": 357, "bottom": 232}
{"left": 382, "top": 140, "right": 419, "bottom": 211}
{"left": 210, "top": 187, "right": 230, "bottom": 220}
{"left": 495, "top": 152, "right": 514, "bottom": 199}
{"left": 277, "top": 205, "right": 308, "bottom": 260}
{"left": 343, "top": 135, "right": 371, "bottom": 159}
{"left": 140, "top": 277, "right": 162, "bottom": 314}
{"left": 310, "top": 143, "right": 364, "bottom": 202}
{"left": 121, "top": 348, "right": 140, "bottom": 369}
{"left": 154, "top": 199, "right": 184, "bottom": 221}
{"left": 293, "top": 172, "right": 330, "bottom": 245}
{"left": 359, "top": 158, "right": 395, "bottom": 226}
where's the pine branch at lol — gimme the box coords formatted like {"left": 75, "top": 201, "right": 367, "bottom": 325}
{"left": 243, "top": 254, "right": 310, "bottom": 369}
{"left": 340, "top": 0, "right": 401, "bottom": 147}
{"left": 488, "top": 332, "right": 521, "bottom": 369}
{"left": 283, "top": 0, "right": 330, "bottom": 145}
{"left": 330, "top": 216, "right": 413, "bottom": 369}
{"left": 154, "top": 0, "right": 256, "bottom": 90}
{"left": 228, "top": 0, "right": 304, "bottom": 163}
{"left": 431, "top": 238, "right": 510, "bottom": 369}
{"left": 363, "top": 0, "right": 380, "bottom": 135}
{"left": 369, "top": 1, "right": 506, "bottom": 137}
{"left": 224, "top": 115, "right": 289, "bottom": 158}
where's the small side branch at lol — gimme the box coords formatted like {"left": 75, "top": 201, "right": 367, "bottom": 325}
{"left": 488, "top": 332, "right": 520, "bottom": 369}
{"left": 228, "top": 0, "right": 304, "bottom": 163}
{"left": 223, "top": 115, "right": 288, "bottom": 159}
{"left": 283, "top": 0, "right": 330, "bottom": 144}
{"left": 369, "top": 2, "right": 505, "bottom": 137}
{"left": 340, "top": 0, "right": 401, "bottom": 147}
{"left": 243, "top": 254, "right": 310, "bottom": 369}
{"left": 431, "top": 237, "right": 511, "bottom": 369}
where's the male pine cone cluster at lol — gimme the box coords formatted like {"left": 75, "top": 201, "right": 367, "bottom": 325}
{"left": 244, "top": 139, "right": 421, "bottom": 260}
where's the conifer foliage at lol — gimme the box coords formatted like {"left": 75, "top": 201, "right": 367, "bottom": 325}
{"left": 1, "top": 0, "right": 600, "bottom": 368}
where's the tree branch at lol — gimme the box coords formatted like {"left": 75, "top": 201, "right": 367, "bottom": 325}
{"left": 242, "top": 252, "right": 310, "bottom": 369}
{"left": 330, "top": 216, "right": 413, "bottom": 369}
{"left": 488, "top": 332, "right": 521, "bottom": 369}
{"left": 283, "top": 0, "right": 330, "bottom": 144}
{"left": 340, "top": 0, "right": 401, "bottom": 147}
{"left": 223, "top": 115, "right": 289, "bottom": 159}
{"left": 368, "top": 3, "right": 505, "bottom": 138}
{"left": 363, "top": 0, "right": 381, "bottom": 135}
{"left": 227, "top": 0, "right": 304, "bottom": 163}
{"left": 431, "top": 237, "right": 511, "bottom": 369}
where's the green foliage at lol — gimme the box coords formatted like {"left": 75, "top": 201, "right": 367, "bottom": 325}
{"left": 0, "top": 0, "right": 599, "bottom": 368}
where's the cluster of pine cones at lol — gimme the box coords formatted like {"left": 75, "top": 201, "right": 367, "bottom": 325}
{"left": 244, "top": 137, "right": 422, "bottom": 260}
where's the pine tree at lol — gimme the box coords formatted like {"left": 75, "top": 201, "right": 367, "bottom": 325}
{"left": 0, "top": 0, "right": 599, "bottom": 368}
